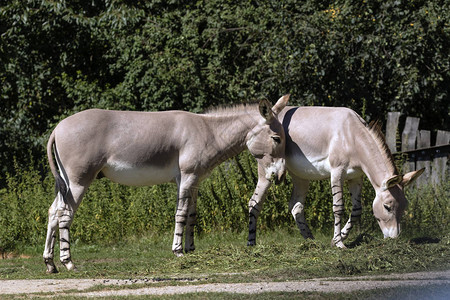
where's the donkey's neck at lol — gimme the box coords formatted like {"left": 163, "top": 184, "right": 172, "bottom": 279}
{"left": 356, "top": 126, "right": 397, "bottom": 189}
{"left": 201, "top": 111, "right": 258, "bottom": 169}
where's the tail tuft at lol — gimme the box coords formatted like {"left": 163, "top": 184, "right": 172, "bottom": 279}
{"left": 55, "top": 176, "right": 68, "bottom": 197}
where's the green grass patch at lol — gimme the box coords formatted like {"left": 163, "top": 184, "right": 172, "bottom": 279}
{"left": 1, "top": 228, "right": 448, "bottom": 281}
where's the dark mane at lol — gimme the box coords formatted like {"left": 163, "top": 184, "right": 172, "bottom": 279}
{"left": 368, "top": 120, "right": 398, "bottom": 175}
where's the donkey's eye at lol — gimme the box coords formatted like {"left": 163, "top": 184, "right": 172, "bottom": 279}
{"left": 383, "top": 204, "right": 392, "bottom": 212}
{"left": 271, "top": 136, "right": 281, "bottom": 144}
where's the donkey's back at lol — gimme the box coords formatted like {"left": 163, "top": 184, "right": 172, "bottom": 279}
{"left": 52, "top": 109, "right": 202, "bottom": 186}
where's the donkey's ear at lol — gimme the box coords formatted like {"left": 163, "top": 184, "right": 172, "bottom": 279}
{"left": 272, "top": 94, "right": 290, "bottom": 115}
{"left": 401, "top": 168, "right": 425, "bottom": 187}
{"left": 259, "top": 99, "right": 274, "bottom": 123}
{"left": 381, "top": 174, "right": 403, "bottom": 191}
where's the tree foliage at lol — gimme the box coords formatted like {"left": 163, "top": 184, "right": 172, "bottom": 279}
{"left": 1, "top": 0, "right": 449, "bottom": 181}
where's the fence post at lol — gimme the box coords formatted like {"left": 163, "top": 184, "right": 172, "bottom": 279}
{"left": 432, "top": 130, "right": 450, "bottom": 186}
{"left": 386, "top": 112, "right": 400, "bottom": 153}
{"left": 401, "top": 117, "right": 420, "bottom": 173}
{"left": 416, "top": 130, "right": 431, "bottom": 186}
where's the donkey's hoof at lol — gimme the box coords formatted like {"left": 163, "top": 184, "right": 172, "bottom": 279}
{"left": 44, "top": 258, "right": 58, "bottom": 274}
{"left": 184, "top": 247, "right": 195, "bottom": 254}
{"left": 46, "top": 265, "right": 59, "bottom": 274}
{"left": 62, "top": 259, "right": 76, "bottom": 271}
{"left": 173, "top": 250, "right": 184, "bottom": 257}
{"left": 247, "top": 240, "right": 256, "bottom": 246}
{"left": 304, "top": 233, "right": 315, "bottom": 240}
{"left": 331, "top": 239, "right": 347, "bottom": 249}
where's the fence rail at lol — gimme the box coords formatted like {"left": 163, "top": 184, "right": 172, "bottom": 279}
{"left": 385, "top": 112, "right": 449, "bottom": 186}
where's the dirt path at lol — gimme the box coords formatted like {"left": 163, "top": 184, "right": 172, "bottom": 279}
{"left": 1, "top": 270, "right": 449, "bottom": 297}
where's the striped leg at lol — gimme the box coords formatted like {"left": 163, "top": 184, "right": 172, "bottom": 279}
{"left": 184, "top": 187, "right": 198, "bottom": 253}
{"left": 247, "top": 168, "right": 271, "bottom": 246}
{"left": 331, "top": 169, "right": 346, "bottom": 248}
{"left": 172, "top": 174, "right": 198, "bottom": 256}
{"left": 341, "top": 177, "right": 363, "bottom": 241}
{"left": 289, "top": 176, "right": 314, "bottom": 239}
{"left": 58, "top": 203, "right": 75, "bottom": 270}
{"left": 172, "top": 195, "right": 189, "bottom": 256}
{"left": 43, "top": 197, "right": 59, "bottom": 273}
{"left": 58, "top": 184, "right": 85, "bottom": 271}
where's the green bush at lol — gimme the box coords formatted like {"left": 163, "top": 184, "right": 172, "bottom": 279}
{"left": 1, "top": 153, "right": 448, "bottom": 252}
{"left": 402, "top": 178, "right": 450, "bottom": 238}
{"left": 0, "top": 161, "right": 52, "bottom": 253}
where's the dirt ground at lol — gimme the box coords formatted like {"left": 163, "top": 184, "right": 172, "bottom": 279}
{"left": 0, "top": 270, "right": 449, "bottom": 297}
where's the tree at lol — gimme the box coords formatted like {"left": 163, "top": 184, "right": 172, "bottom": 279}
{"left": 1, "top": 0, "right": 448, "bottom": 185}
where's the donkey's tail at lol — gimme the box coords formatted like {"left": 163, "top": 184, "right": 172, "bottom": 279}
{"left": 47, "top": 129, "right": 68, "bottom": 197}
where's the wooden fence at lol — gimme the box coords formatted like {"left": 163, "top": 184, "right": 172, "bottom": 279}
{"left": 385, "top": 112, "right": 449, "bottom": 187}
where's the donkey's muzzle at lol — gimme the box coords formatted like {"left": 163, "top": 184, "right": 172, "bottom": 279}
{"left": 382, "top": 224, "right": 400, "bottom": 239}
{"left": 265, "top": 158, "right": 286, "bottom": 184}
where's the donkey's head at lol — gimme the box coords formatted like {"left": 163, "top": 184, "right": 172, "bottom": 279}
{"left": 373, "top": 169, "right": 424, "bottom": 238}
{"left": 246, "top": 95, "right": 289, "bottom": 184}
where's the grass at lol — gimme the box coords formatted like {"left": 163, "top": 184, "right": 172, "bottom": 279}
{"left": 1, "top": 228, "right": 449, "bottom": 299}
{"left": 1, "top": 227, "right": 448, "bottom": 281}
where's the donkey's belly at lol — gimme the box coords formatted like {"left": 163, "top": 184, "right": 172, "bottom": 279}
{"left": 287, "top": 154, "right": 331, "bottom": 180}
{"left": 101, "top": 160, "right": 179, "bottom": 186}
{"left": 286, "top": 154, "right": 362, "bottom": 181}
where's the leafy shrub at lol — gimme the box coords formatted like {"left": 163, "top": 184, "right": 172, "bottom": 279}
{"left": 1, "top": 152, "right": 448, "bottom": 252}
{"left": 402, "top": 178, "right": 450, "bottom": 238}
{"left": 0, "top": 160, "right": 52, "bottom": 253}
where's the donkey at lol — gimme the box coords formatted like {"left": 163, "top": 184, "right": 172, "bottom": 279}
{"left": 43, "top": 95, "right": 289, "bottom": 273}
{"left": 247, "top": 106, "right": 423, "bottom": 248}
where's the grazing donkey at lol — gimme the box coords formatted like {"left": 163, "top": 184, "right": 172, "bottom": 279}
{"left": 247, "top": 106, "right": 423, "bottom": 248}
{"left": 44, "top": 95, "right": 289, "bottom": 273}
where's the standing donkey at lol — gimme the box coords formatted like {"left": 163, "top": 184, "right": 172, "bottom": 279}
{"left": 247, "top": 106, "right": 423, "bottom": 248}
{"left": 44, "top": 95, "right": 289, "bottom": 273}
